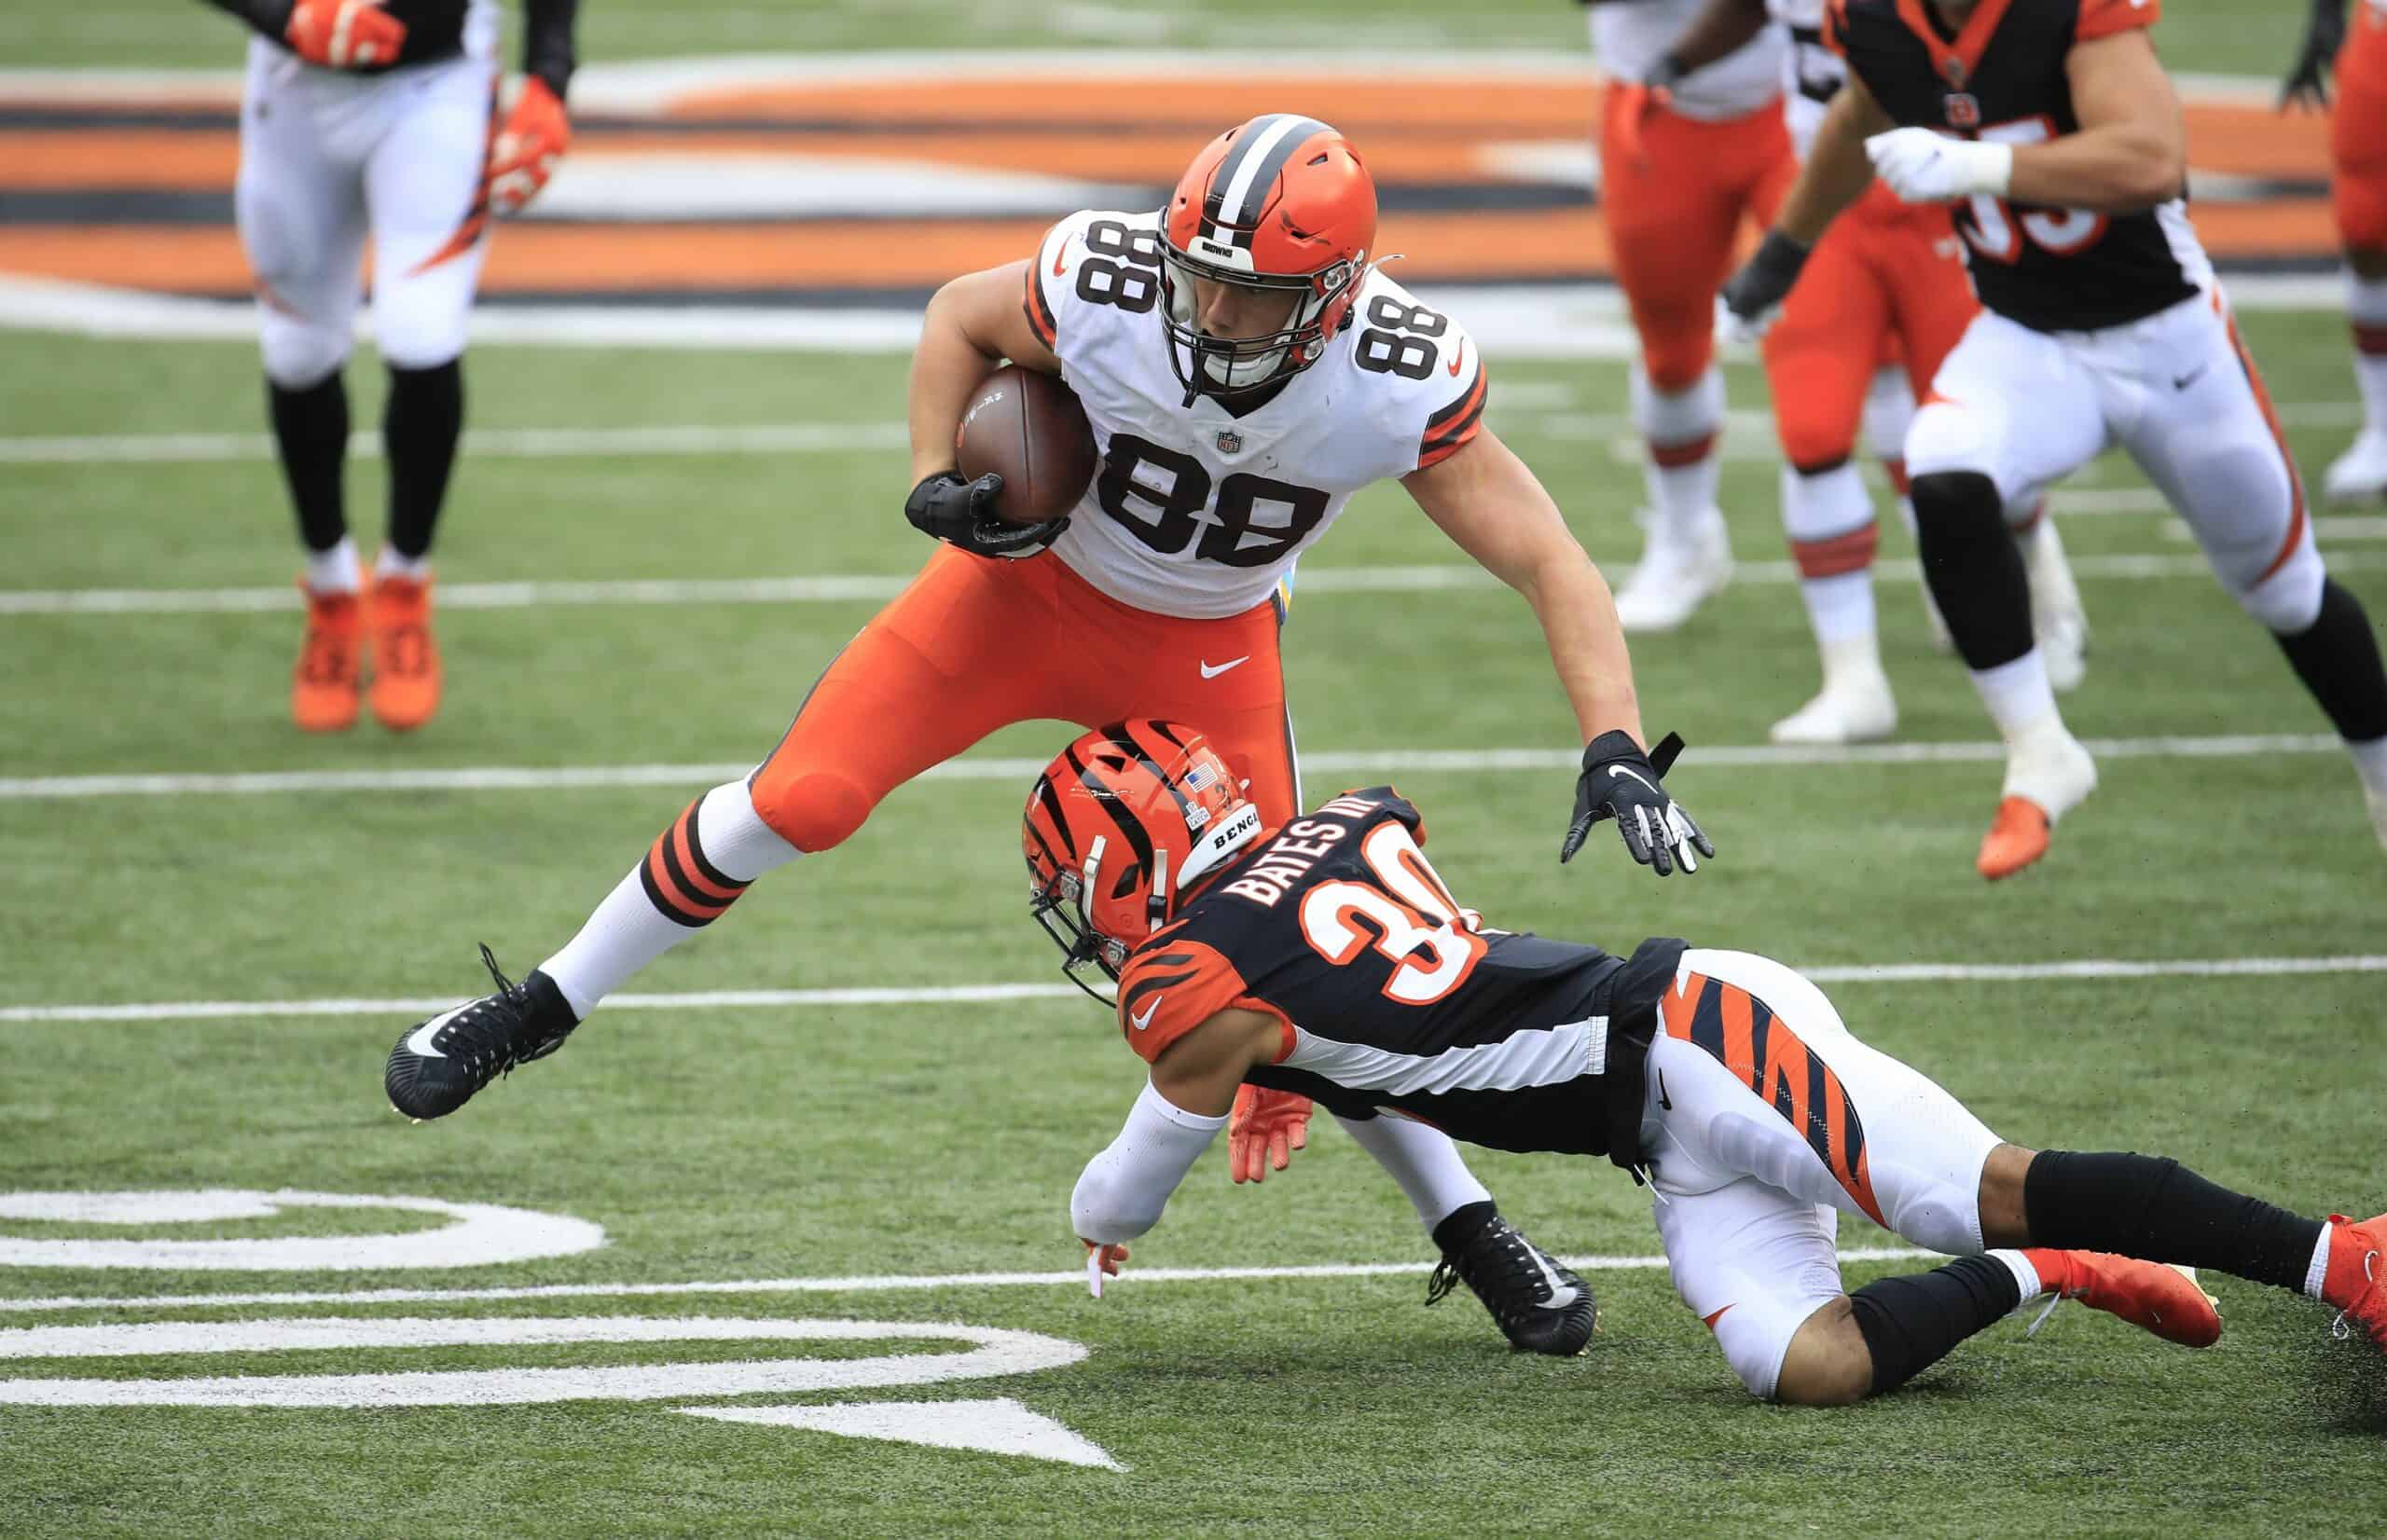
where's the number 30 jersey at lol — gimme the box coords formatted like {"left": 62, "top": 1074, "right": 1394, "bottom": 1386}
{"left": 1022, "top": 209, "right": 1488, "bottom": 621}
{"left": 1111, "top": 788, "right": 1652, "bottom": 1156}
{"left": 1827, "top": 0, "right": 2209, "bottom": 333}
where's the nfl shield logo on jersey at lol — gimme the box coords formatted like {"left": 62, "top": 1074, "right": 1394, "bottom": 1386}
{"left": 1944, "top": 92, "right": 1982, "bottom": 129}
{"left": 1215, "top": 429, "right": 1243, "bottom": 454}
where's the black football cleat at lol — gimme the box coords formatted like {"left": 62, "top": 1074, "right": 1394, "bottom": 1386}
{"left": 385, "top": 945, "right": 578, "bottom": 1121}
{"left": 1426, "top": 1212, "right": 1598, "bottom": 1356}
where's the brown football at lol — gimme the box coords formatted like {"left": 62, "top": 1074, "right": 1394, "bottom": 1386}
{"left": 955, "top": 364, "right": 1099, "bottom": 527}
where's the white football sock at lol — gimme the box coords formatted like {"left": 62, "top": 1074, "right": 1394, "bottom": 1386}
{"left": 1633, "top": 364, "right": 1724, "bottom": 542}
{"left": 1783, "top": 463, "right": 1880, "bottom": 647}
{"left": 2348, "top": 734, "right": 2387, "bottom": 800}
{"left": 303, "top": 535, "right": 362, "bottom": 596}
{"left": 1862, "top": 364, "right": 1916, "bottom": 464}
{"left": 541, "top": 779, "right": 800, "bottom": 1019}
{"left": 2348, "top": 273, "right": 2387, "bottom": 432}
{"left": 1970, "top": 650, "right": 2058, "bottom": 738}
{"left": 376, "top": 545, "right": 431, "bottom": 583}
{"left": 2305, "top": 1222, "right": 2336, "bottom": 1299}
{"left": 1332, "top": 1111, "right": 1493, "bottom": 1232}
{"left": 1989, "top": 1247, "right": 2046, "bottom": 1300}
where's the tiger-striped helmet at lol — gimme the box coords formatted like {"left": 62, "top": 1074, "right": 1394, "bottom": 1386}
{"left": 1023, "top": 721, "right": 1264, "bottom": 1000}
{"left": 1159, "top": 114, "right": 1377, "bottom": 403}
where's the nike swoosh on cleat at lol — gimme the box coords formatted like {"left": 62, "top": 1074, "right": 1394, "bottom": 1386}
{"left": 1131, "top": 997, "right": 1161, "bottom": 1030}
{"left": 1525, "top": 1246, "right": 1579, "bottom": 1311}
{"left": 403, "top": 1005, "right": 467, "bottom": 1060}
{"left": 1198, "top": 656, "right": 1249, "bottom": 680}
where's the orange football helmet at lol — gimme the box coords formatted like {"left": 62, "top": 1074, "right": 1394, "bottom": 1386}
{"left": 1160, "top": 113, "right": 1378, "bottom": 404}
{"left": 1023, "top": 721, "right": 1264, "bottom": 1000}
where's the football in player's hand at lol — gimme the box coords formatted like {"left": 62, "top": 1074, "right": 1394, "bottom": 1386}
{"left": 956, "top": 364, "right": 1098, "bottom": 526}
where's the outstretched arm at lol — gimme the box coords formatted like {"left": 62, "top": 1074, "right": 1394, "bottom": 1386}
{"left": 1400, "top": 427, "right": 1642, "bottom": 747}
{"left": 1070, "top": 1010, "right": 1280, "bottom": 1287}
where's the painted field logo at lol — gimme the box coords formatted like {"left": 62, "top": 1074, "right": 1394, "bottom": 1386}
{"left": 0, "top": 1189, "right": 605, "bottom": 1272}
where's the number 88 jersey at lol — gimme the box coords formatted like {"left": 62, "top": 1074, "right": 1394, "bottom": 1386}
{"left": 1022, "top": 208, "right": 1488, "bottom": 621}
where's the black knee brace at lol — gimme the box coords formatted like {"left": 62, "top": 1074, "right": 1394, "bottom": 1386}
{"left": 1910, "top": 470, "right": 2034, "bottom": 671}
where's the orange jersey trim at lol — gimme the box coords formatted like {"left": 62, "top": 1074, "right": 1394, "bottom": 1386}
{"left": 1892, "top": 0, "right": 2020, "bottom": 90}
{"left": 2075, "top": 0, "right": 2159, "bottom": 43}
{"left": 1116, "top": 938, "right": 1252, "bottom": 1065}
{"left": 1417, "top": 364, "right": 1488, "bottom": 469}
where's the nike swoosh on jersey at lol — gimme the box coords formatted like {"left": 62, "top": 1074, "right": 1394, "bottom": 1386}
{"left": 403, "top": 1006, "right": 468, "bottom": 1060}
{"left": 1446, "top": 339, "right": 1464, "bottom": 378}
{"left": 1198, "top": 656, "right": 1249, "bottom": 680}
{"left": 1526, "top": 1245, "right": 1580, "bottom": 1311}
{"left": 1131, "top": 997, "right": 1162, "bottom": 1030}
{"left": 1053, "top": 250, "right": 1068, "bottom": 277}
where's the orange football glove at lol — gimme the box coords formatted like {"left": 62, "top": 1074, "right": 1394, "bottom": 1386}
{"left": 283, "top": 0, "right": 407, "bottom": 70}
{"left": 1228, "top": 1085, "right": 1312, "bottom": 1185}
{"left": 1082, "top": 1240, "right": 1130, "bottom": 1299}
{"left": 486, "top": 77, "right": 571, "bottom": 216}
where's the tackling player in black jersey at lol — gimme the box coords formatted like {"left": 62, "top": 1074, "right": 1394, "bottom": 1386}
{"left": 1030, "top": 720, "right": 2385, "bottom": 1403}
{"left": 1720, "top": 0, "right": 2387, "bottom": 879}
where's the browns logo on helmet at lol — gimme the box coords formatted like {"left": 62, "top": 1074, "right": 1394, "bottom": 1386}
{"left": 1023, "top": 720, "right": 1264, "bottom": 999}
{"left": 1159, "top": 113, "right": 1379, "bottom": 406}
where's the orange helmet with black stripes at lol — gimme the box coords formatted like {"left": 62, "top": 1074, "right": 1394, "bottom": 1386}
{"left": 1160, "top": 113, "right": 1377, "bottom": 404}
{"left": 1023, "top": 720, "right": 1265, "bottom": 1001}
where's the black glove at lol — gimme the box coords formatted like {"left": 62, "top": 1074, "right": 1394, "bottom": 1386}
{"left": 1718, "top": 228, "right": 1812, "bottom": 337}
{"left": 2282, "top": 0, "right": 2347, "bottom": 109}
{"left": 1560, "top": 730, "right": 1713, "bottom": 877}
{"left": 903, "top": 470, "right": 1067, "bottom": 560}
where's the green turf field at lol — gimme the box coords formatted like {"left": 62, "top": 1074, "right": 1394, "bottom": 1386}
{"left": 5, "top": 3, "right": 2386, "bottom": 1534}
{"left": 0, "top": 0, "right": 2311, "bottom": 75}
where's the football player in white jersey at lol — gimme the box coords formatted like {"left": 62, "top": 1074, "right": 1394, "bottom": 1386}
{"left": 380, "top": 115, "right": 1709, "bottom": 1357}
{"left": 199, "top": 0, "right": 577, "bottom": 733}
{"left": 1580, "top": 0, "right": 1793, "bottom": 632}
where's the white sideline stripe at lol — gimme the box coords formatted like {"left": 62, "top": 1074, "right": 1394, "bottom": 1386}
{"left": 10, "top": 552, "right": 2387, "bottom": 616}
{"left": 4, "top": 956, "right": 2380, "bottom": 1025}
{"left": 0, "top": 1247, "right": 1941, "bottom": 1315}
{"left": 0, "top": 733, "right": 2345, "bottom": 803}
{"left": 0, "top": 402, "right": 2361, "bottom": 467}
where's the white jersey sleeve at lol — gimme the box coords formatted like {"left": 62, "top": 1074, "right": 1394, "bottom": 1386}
{"left": 1338, "top": 270, "right": 1489, "bottom": 481}
{"left": 1590, "top": 0, "right": 1786, "bottom": 121}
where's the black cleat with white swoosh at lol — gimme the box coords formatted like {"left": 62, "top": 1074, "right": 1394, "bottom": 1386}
{"left": 384, "top": 946, "right": 579, "bottom": 1121}
{"left": 1427, "top": 1205, "right": 1598, "bottom": 1356}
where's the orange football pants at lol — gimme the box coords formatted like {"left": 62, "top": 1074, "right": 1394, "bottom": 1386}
{"left": 2336, "top": 7, "right": 2387, "bottom": 253}
{"left": 1601, "top": 87, "right": 1798, "bottom": 391}
{"left": 747, "top": 545, "right": 1301, "bottom": 853}
{"left": 1760, "top": 185, "right": 1977, "bottom": 473}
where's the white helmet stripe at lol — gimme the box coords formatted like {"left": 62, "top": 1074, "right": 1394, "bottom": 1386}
{"left": 1213, "top": 114, "right": 1329, "bottom": 234}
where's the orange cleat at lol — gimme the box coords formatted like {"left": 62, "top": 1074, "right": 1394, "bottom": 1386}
{"left": 366, "top": 571, "right": 442, "bottom": 732}
{"left": 291, "top": 585, "right": 365, "bottom": 733}
{"left": 1976, "top": 796, "right": 2052, "bottom": 881}
{"left": 2320, "top": 1212, "right": 2386, "bottom": 1351}
{"left": 2033, "top": 1250, "right": 2222, "bottom": 1348}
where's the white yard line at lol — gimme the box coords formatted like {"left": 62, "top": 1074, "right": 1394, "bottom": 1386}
{"left": 9, "top": 552, "right": 2387, "bottom": 616}
{"left": 0, "top": 733, "right": 2345, "bottom": 802}
{"left": 0, "top": 1246, "right": 1933, "bottom": 1314}
{"left": 4, "top": 954, "right": 2380, "bottom": 1025}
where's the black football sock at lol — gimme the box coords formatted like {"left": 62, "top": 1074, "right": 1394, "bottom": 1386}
{"left": 1911, "top": 470, "right": 2034, "bottom": 670}
{"left": 267, "top": 370, "right": 351, "bottom": 553}
{"left": 1847, "top": 1255, "right": 2022, "bottom": 1396}
{"left": 383, "top": 357, "right": 464, "bottom": 561}
{"left": 2023, "top": 1150, "right": 2325, "bottom": 1292}
{"left": 1430, "top": 1200, "right": 1498, "bottom": 1256}
{"left": 2274, "top": 579, "right": 2387, "bottom": 743}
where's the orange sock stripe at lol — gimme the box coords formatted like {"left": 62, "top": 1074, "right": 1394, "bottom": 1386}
{"left": 1789, "top": 523, "right": 1880, "bottom": 578}
{"left": 2354, "top": 323, "right": 2387, "bottom": 357}
{"left": 636, "top": 803, "right": 750, "bottom": 928}
{"left": 669, "top": 804, "right": 748, "bottom": 904}
{"left": 1649, "top": 433, "right": 1718, "bottom": 470}
{"left": 1883, "top": 459, "right": 1911, "bottom": 496}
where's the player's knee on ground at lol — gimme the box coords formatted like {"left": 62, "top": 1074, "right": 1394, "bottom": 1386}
{"left": 747, "top": 764, "right": 876, "bottom": 854}
{"left": 1708, "top": 1285, "right": 1857, "bottom": 1404}
{"left": 1770, "top": 1297, "right": 1873, "bottom": 1407}
{"left": 259, "top": 311, "right": 352, "bottom": 391}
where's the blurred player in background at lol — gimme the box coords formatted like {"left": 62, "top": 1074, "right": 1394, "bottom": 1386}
{"left": 2284, "top": 0, "right": 2387, "bottom": 505}
{"left": 1649, "top": 0, "right": 2086, "bottom": 742}
{"left": 382, "top": 116, "right": 1713, "bottom": 1355}
{"left": 1579, "top": 0, "right": 1792, "bottom": 632}
{"left": 1042, "top": 724, "right": 2387, "bottom": 1404}
{"left": 199, "top": 0, "right": 577, "bottom": 732}
{"left": 1723, "top": 0, "right": 2387, "bottom": 875}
